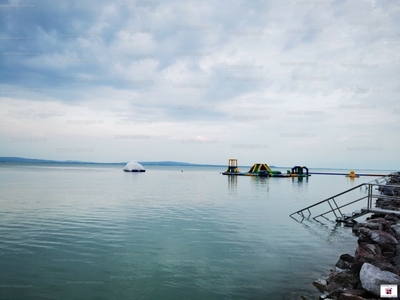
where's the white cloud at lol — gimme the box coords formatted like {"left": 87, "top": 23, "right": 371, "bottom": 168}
{"left": 0, "top": 0, "right": 399, "bottom": 169}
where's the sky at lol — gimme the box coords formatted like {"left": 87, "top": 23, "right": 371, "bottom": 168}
{"left": 0, "top": 0, "right": 399, "bottom": 169}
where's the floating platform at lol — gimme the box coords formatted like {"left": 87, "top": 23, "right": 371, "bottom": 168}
{"left": 222, "top": 159, "right": 310, "bottom": 178}
{"left": 309, "top": 171, "right": 388, "bottom": 177}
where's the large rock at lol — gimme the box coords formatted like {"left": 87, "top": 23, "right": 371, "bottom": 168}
{"left": 385, "top": 213, "right": 398, "bottom": 222}
{"left": 360, "top": 263, "right": 400, "bottom": 296}
{"left": 335, "top": 254, "right": 354, "bottom": 270}
{"left": 371, "top": 260, "right": 399, "bottom": 274}
{"left": 327, "top": 269, "right": 359, "bottom": 290}
{"left": 354, "top": 243, "right": 382, "bottom": 273}
{"left": 365, "top": 218, "right": 386, "bottom": 230}
{"left": 359, "top": 228, "right": 398, "bottom": 245}
{"left": 390, "top": 224, "right": 400, "bottom": 236}
{"left": 382, "top": 186, "right": 395, "bottom": 196}
{"left": 366, "top": 217, "right": 385, "bottom": 224}
{"left": 355, "top": 243, "right": 382, "bottom": 264}
{"left": 313, "top": 276, "right": 328, "bottom": 292}
{"left": 338, "top": 293, "right": 368, "bottom": 300}
{"left": 337, "top": 289, "right": 371, "bottom": 299}
{"left": 379, "top": 243, "right": 397, "bottom": 254}
{"left": 375, "top": 199, "right": 399, "bottom": 210}
{"left": 365, "top": 222, "right": 380, "bottom": 230}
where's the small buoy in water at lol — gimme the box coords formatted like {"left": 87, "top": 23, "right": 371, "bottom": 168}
{"left": 181, "top": 170, "right": 183, "bottom": 172}
{"left": 346, "top": 170, "right": 359, "bottom": 178}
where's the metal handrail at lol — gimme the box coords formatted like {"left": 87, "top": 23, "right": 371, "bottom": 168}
{"left": 290, "top": 179, "right": 399, "bottom": 221}
{"left": 289, "top": 183, "right": 366, "bottom": 217}
{"left": 312, "top": 195, "right": 369, "bottom": 220}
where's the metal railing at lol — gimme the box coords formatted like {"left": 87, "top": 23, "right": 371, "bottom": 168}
{"left": 290, "top": 180, "right": 399, "bottom": 223}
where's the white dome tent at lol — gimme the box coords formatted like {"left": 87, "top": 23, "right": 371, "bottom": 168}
{"left": 123, "top": 161, "right": 146, "bottom": 172}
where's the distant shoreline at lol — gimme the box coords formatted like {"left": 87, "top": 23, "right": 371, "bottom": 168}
{"left": 0, "top": 157, "right": 397, "bottom": 172}
{"left": 0, "top": 157, "right": 230, "bottom": 167}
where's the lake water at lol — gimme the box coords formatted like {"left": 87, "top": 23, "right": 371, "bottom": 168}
{"left": 0, "top": 164, "right": 393, "bottom": 300}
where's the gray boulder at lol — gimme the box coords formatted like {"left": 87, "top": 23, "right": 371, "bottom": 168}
{"left": 385, "top": 213, "right": 398, "bottom": 222}
{"left": 365, "top": 222, "right": 380, "bottom": 230}
{"left": 354, "top": 243, "right": 382, "bottom": 273}
{"left": 355, "top": 243, "right": 382, "bottom": 263}
{"left": 360, "top": 263, "right": 400, "bottom": 296}
{"left": 335, "top": 254, "right": 354, "bottom": 270}
{"left": 338, "top": 293, "right": 369, "bottom": 300}
{"left": 390, "top": 224, "right": 400, "bottom": 236}
{"left": 359, "top": 228, "right": 398, "bottom": 245}
{"left": 337, "top": 289, "right": 372, "bottom": 299}
{"left": 382, "top": 186, "right": 395, "bottom": 196}
{"left": 327, "top": 269, "right": 360, "bottom": 290}
{"left": 371, "top": 260, "right": 399, "bottom": 274}
{"left": 313, "top": 276, "right": 328, "bottom": 292}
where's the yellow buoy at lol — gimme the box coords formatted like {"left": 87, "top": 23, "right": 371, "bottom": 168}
{"left": 345, "top": 170, "right": 359, "bottom": 178}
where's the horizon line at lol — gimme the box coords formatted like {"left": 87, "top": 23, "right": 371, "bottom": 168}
{"left": 0, "top": 156, "right": 397, "bottom": 172}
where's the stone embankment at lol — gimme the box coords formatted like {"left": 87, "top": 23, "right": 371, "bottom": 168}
{"left": 313, "top": 173, "right": 400, "bottom": 299}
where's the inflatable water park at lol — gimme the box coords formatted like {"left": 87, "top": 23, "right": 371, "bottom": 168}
{"left": 222, "top": 159, "right": 387, "bottom": 178}
{"left": 222, "top": 159, "right": 310, "bottom": 178}
{"left": 123, "top": 161, "right": 146, "bottom": 172}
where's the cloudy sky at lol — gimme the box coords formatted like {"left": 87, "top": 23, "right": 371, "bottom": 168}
{"left": 0, "top": 0, "right": 399, "bottom": 169}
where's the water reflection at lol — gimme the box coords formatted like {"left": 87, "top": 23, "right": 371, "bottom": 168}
{"left": 290, "top": 217, "right": 351, "bottom": 244}
{"left": 251, "top": 176, "right": 269, "bottom": 189}
{"left": 292, "top": 176, "right": 309, "bottom": 184}
{"left": 346, "top": 177, "right": 356, "bottom": 184}
{"left": 227, "top": 175, "right": 237, "bottom": 195}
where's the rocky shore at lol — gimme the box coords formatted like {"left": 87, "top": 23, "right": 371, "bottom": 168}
{"left": 313, "top": 172, "right": 400, "bottom": 299}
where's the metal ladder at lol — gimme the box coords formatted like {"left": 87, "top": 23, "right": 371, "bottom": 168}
{"left": 290, "top": 175, "right": 398, "bottom": 224}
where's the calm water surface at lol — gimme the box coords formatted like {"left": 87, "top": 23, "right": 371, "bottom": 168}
{"left": 0, "top": 164, "right": 392, "bottom": 300}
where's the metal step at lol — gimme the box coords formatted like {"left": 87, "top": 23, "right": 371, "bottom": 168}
{"left": 367, "top": 208, "right": 400, "bottom": 215}
{"left": 337, "top": 209, "right": 370, "bottom": 223}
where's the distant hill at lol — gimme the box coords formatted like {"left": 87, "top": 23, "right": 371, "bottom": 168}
{"left": 0, "top": 157, "right": 228, "bottom": 167}
{"left": 1, "top": 157, "right": 392, "bottom": 171}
